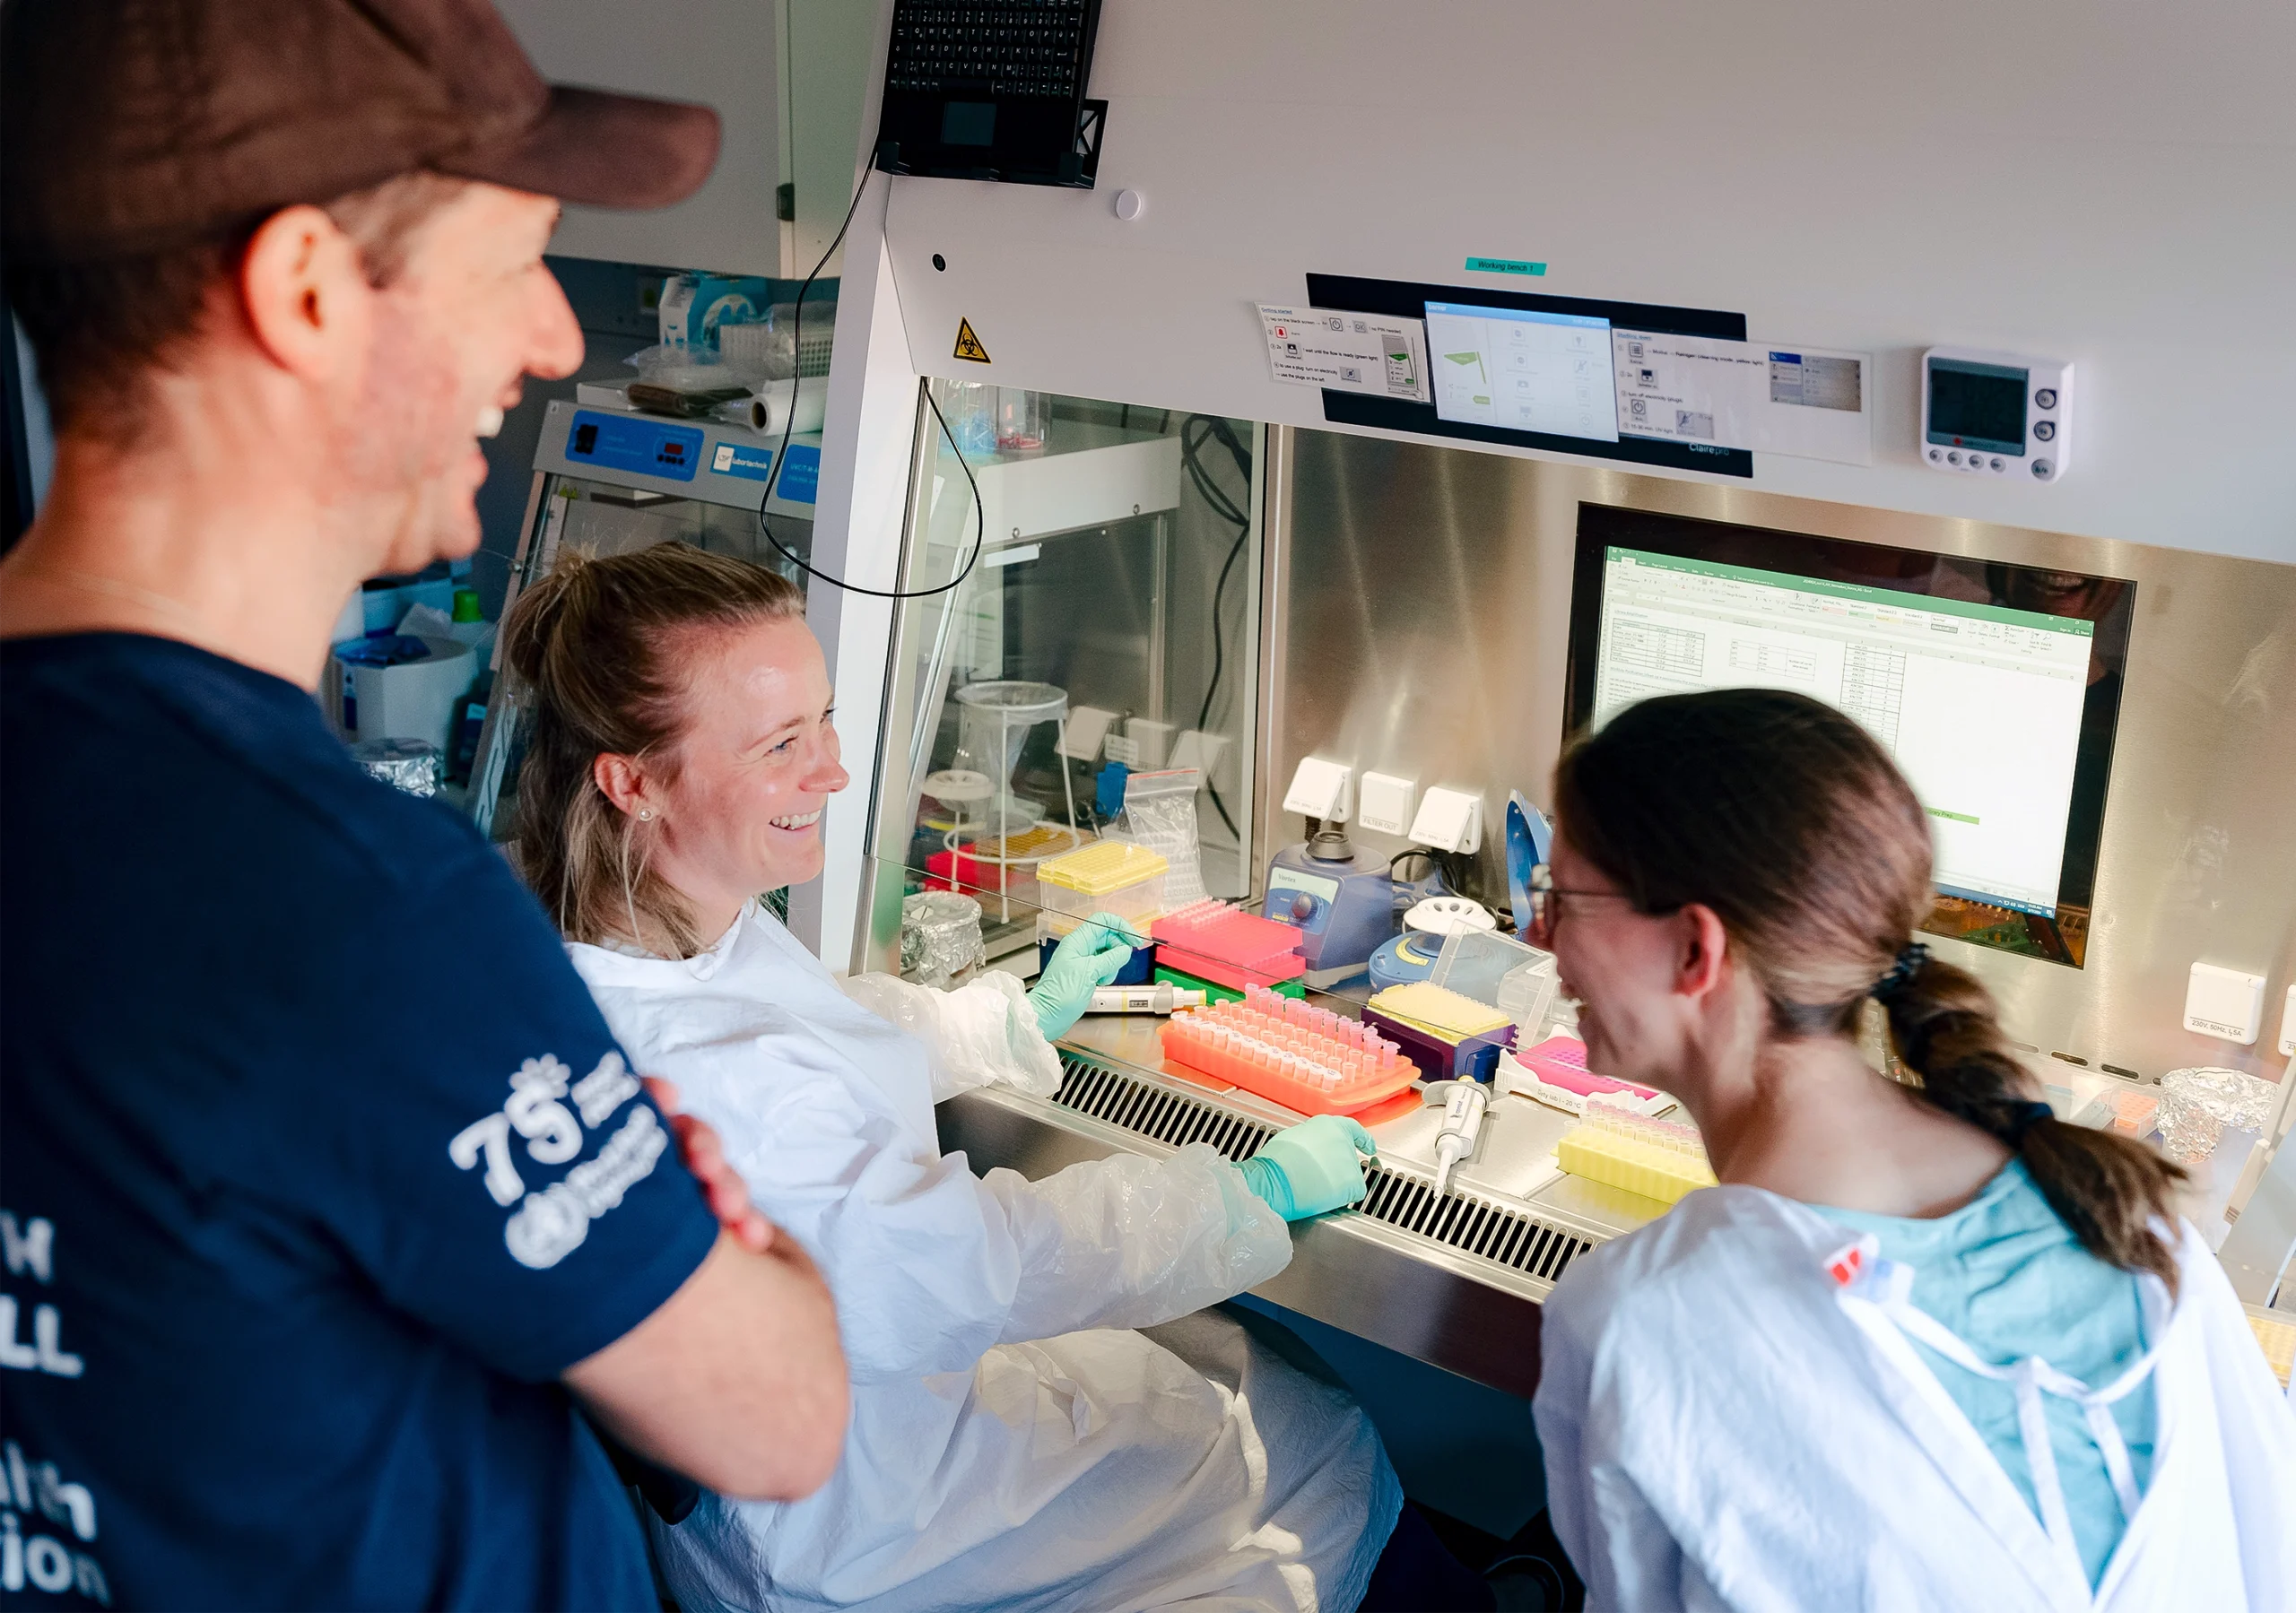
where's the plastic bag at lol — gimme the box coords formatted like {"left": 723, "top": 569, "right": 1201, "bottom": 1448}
{"left": 980, "top": 1141, "right": 1293, "bottom": 1338}
{"left": 1120, "top": 767, "right": 1206, "bottom": 906}
{"left": 837, "top": 968, "right": 1061, "bottom": 1100}
{"left": 623, "top": 341, "right": 747, "bottom": 389}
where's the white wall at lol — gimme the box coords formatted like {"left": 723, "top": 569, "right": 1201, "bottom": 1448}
{"left": 786, "top": 0, "right": 879, "bottom": 276}
{"left": 868, "top": 0, "right": 2296, "bottom": 566}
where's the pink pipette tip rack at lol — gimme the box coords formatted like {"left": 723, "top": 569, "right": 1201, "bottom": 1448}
{"left": 1150, "top": 899, "right": 1308, "bottom": 992}
{"left": 1161, "top": 984, "right": 1419, "bottom": 1117}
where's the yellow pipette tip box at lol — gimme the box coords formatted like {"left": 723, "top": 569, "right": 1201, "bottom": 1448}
{"left": 1365, "top": 981, "right": 1513, "bottom": 1042}
{"left": 1556, "top": 1111, "right": 1718, "bottom": 1207}
{"left": 1038, "top": 839, "right": 1169, "bottom": 894}
{"left": 2249, "top": 1307, "right": 2295, "bottom": 1389}
{"left": 1036, "top": 840, "right": 1170, "bottom": 927}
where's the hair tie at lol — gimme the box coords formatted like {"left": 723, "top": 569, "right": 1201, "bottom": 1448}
{"left": 2003, "top": 1100, "right": 2055, "bottom": 1148}
{"left": 1871, "top": 941, "right": 1929, "bottom": 1000}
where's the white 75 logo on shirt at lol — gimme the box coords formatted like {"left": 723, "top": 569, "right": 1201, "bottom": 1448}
{"left": 450, "top": 1054, "right": 640, "bottom": 1208}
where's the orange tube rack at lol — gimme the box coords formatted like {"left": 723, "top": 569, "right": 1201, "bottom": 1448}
{"left": 1161, "top": 984, "right": 1419, "bottom": 1117}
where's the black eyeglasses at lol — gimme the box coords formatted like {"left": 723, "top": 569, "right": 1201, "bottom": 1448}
{"left": 1525, "top": 863, "right": 1642, "bottom": 944}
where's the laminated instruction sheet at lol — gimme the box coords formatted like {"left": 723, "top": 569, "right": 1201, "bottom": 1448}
{"left": 1258, "top": 304, "right": 1431, "bottom": 402}
{"left": 1613, "top": 331, "right": 1873, "bottom": 464}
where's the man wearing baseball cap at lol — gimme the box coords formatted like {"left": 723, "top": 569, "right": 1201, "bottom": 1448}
{"left": 0, "top": 2, "right": 848, "bottom": 1606}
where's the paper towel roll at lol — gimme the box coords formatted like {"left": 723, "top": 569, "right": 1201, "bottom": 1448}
{"left": 718, "top": 377, "right": 829, "bottom": 437}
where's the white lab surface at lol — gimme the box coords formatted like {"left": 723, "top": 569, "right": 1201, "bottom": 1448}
{"left": 568, "top": 904, "right": 1402, "bottom": 1613}
{"left": 1534, "top": 1186, "right": 2296, "bottom": 1613}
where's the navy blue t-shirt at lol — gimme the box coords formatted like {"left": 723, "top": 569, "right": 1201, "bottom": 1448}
{"left": 0, "top": 635, "right": 720, "bottom": 1609}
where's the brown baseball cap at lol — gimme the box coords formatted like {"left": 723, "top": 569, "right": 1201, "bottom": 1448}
{"left": 2, "top": 0, "right": 722, "bottom": 264}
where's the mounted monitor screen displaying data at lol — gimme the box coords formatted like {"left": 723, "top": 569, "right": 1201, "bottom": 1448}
{"left": 1425, "top": 303, "right": 1620, "bottom": 442}
{"left": 1564, "top": 506, "right": 2133, "bottom": 967}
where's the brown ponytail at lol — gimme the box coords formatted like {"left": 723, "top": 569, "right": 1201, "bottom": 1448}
{"left": 1555, "top": 688, "right": 2186, "bottom": 1289}
{"left": 1875, "top": 950, "right": 2187, "bottom": 1290}
{"left": 498, "top": 542, "right": 804, "bottom": 955}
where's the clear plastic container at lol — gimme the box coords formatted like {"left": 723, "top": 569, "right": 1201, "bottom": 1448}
{"left": 770, "top": 299, "right": 837, "bottom": 377}
{"left": 1496, "top": 951, "right": 1560, "bottom": 1036}
{"left": 717, "top": 320, "right": 794, "bottom": 382}
{"left": 718, "top": 300, "right": 838, "bottom": 381}
{"left": 936, "top": 378, "right": 997, "bottom": 456}
{"left": 996, "top": 388, "right": 1049, "bottom": 454}
{"left": 1036, "top": 840, "right": 1170, "bottom": 928}
{"left": 1430, "top": 929, "right": 1543, "bottom": 1010}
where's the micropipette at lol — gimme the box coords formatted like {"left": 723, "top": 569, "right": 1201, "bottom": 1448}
{"left": 1423, "top": 1078, "right": 1492, "bottom": 1196}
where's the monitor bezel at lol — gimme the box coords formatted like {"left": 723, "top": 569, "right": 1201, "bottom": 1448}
{"left": 1563, "top": 503, "right": 2134, "bottom": 969}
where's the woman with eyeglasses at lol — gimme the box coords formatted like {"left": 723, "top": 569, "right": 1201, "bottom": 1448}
{"left": 1526, "top": 688, "right": 2295, "bottom": 1611}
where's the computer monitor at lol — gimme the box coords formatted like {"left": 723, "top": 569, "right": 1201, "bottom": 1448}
{"left": 1564, "top": 505, "right": 2134, "bottom": 967}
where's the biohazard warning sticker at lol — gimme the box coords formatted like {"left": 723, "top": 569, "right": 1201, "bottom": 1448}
{"left": 952, "top": 318, "right": 991, "bottom": 363}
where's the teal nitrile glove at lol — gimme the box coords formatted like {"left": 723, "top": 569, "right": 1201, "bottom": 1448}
{"left": 1028, "top": 910, "right": 1141, "bottom": 1038}
{"left": 1236, "top": 1114, "right": 1378, "bottom": 1221}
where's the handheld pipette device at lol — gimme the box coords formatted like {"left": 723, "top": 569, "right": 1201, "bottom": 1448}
{"left": 1087, "top": 983, "right": 1206, "bottom": 1015}
{"left": 1422, "top": 1077, "right": 1492, "bottom": 1197}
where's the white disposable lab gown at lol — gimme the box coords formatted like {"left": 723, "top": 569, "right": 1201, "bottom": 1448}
{"left": 568, "top": 903, "right": 1401, "bottom": 1613}
{"left": 1534, "top": 1184, "right": 2296, "bottom": 1613}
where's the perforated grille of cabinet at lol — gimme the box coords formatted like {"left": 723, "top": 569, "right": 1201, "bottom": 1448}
{"left": 1051, "top": 1056, "right": 1594, "bottom": 1284}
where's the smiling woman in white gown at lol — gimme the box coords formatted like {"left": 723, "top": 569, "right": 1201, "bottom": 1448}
{"left": 498, "top": 542, "right": 1414, "bottom": 1613}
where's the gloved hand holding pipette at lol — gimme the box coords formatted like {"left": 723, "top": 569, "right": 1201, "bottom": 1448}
{"left": 1029, "top": 911, "right": 1144, "bottom": 1038}
{"left": 1238, "top": 1114, "right": 1378, "bottom": 1220}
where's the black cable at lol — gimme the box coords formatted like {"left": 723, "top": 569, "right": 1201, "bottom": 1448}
{"left": 1386, "top": 843, "right": 1491, "bottom": 911}
{"left": 1179, "top": 415, "right": 1252, "bottom": 838}
{"left": 757, "top": 169, "right": 987, "bottom": 602}
{"left": 1192, "top": 535, "right": 1246, "bottom": 837}
{"left": 1387, "top": 846, "right": 1440, "bottom": 877}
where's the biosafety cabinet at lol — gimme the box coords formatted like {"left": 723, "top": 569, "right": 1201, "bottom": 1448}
{"left": 405, "top": 0, "right": 2296, "bottom": 1537}
{"left": 837, "top": 375, "right": 2296, "bottom": 1397}
{"left": 814, "top": 0, "right": 2296, "bottom": 1410}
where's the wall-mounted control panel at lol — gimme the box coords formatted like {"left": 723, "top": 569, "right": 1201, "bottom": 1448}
{"left": 1923, "top": 349, "right": 2074, "bottom": 482}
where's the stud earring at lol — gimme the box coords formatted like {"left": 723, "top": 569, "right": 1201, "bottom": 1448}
{"left": 638, "top": 809, "right": 655, "bottom": 821}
